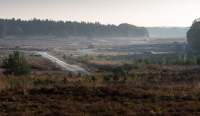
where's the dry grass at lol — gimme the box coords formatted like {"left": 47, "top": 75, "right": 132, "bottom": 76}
{"left": 0, "top": 68, "right": 200, "bottom": 116}
{"left": 90, "top": 60, "right": 122, "bottom": 65}
{"left": 0, "top": 54, "right": 200, "bottom": 115}
{"left": 0, "top": 77, "right": 9, "bottom": 91}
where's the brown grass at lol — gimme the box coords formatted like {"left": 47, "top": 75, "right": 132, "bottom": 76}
{"left": 0, "top": 54, "right": 200, "bottom": 115}
{"left": 0, "top": 68, "right": 199, "bottom": 116}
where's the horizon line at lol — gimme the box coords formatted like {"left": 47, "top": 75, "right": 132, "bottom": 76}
{"left": 0, "top": 17, "right": 190, "bottom": 28}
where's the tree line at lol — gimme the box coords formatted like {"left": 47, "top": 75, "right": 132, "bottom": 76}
{"left": 0, "top": 18, "right": 149, "bottom": 38}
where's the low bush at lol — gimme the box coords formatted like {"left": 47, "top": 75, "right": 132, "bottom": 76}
{"left": 2, "top": 51, "right": 31, "bottom": 75}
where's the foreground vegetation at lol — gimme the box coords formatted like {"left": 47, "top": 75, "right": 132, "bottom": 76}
{"left": 1, "top": 53, "right": 200, "bottom": 115}
{"left": 1, "top": 73, "right": 200, "bottom": 115}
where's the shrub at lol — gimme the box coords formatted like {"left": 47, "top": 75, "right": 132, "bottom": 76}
{"left": 91, "top": 76, "right": 96, "bottom": 82}
{"left": 103, "top": 74, "right": 113, "bottom": 83}
{"left": 3, "top": 51, "right": 31, "bottom": 75}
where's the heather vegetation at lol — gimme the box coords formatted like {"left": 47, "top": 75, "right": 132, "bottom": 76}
{"left": 79, "top": 53, "right": 200, "bottom": 67}
{"left": 0, "top": 55, "right": 200, "bottom": 115}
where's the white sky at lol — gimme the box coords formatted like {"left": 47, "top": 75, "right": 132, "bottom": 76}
{"left": 0, "top": 0, "right": 199, "bottom": 26}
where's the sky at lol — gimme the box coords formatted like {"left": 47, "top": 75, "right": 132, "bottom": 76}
{"left": 0, "top": 0, "right": 199, "bottom": 27}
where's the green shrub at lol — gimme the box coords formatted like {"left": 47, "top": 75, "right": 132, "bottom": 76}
{"left": 111, "top": 67, "right": 128, "bottom": 83}
{"left": 103, "top": 74, "right": 113, "bottom": 83}
{"left": 3, "top": 51, "right": 31, "bottom": 75}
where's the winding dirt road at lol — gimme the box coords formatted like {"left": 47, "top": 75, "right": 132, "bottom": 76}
{"left": 37, "top": 52, "right": 88, "bottom": 74}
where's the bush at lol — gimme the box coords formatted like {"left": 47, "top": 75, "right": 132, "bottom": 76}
{"left": 112, "top": 67, "right": 128, "bottom": 83}
{"left": 3, "top": 51, "right": 31, "bottom": 75}
{"left": 103, "top": 74, "right": 113, "bottom": 83}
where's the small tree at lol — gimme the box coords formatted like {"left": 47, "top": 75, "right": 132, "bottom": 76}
{"left": 3, "top": 51, "right": 31, "bottom": 75}
{"left": 113, "top": 67, "right": 127, "bottom": 82}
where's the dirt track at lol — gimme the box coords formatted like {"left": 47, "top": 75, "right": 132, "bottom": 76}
{"left": 37, "top": 52, "right": 88, "bottom": 74}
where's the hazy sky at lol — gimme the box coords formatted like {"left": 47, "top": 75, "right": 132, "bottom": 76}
{"left": 0, "top": 0, "right": 199, "bottom": 26}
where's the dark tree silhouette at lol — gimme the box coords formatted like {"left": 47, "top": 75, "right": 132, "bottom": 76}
{"left": 187, "top": 19, "right": 200, "bottom": 52}
{"left": 0, "top": 18, "right": 149, "bottom": 38}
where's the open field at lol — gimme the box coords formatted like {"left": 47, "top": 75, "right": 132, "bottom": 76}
{"left": 0, "top": 49, "right": 200, "bottom": 115}
{"left": 0, "top": 36, "right": 199, "bottom": 115}
{"left": 0, "top": 62, "right": 200, "bottom": 115}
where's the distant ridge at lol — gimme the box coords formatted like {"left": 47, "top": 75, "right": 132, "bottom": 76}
{"left": 0, "top": 18, "right": 149, "bottom": 38}
{"left": 147, "top": 27, "right": 189, "bottom": 38}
